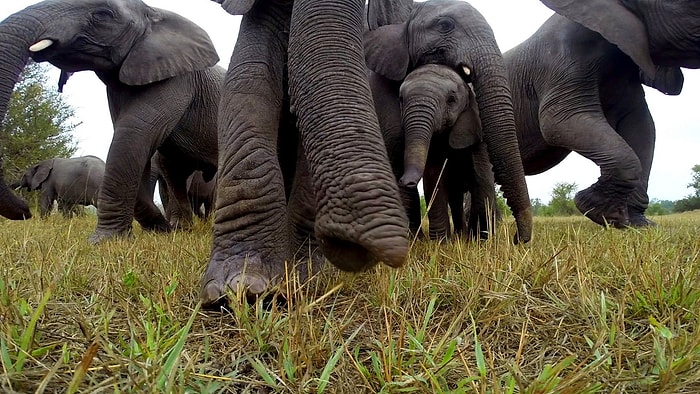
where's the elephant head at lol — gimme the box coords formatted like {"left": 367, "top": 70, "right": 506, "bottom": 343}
{"left": 399, "top": 64, "right": 482, "bottom": 188}
{"left": 16, "top": 159, "right": 55, "bottom": 192}
{"left": 540, "top": 0, "right": 700, "bottom": 95}
{"left": 365, "top": 0, "right": 532, "bottom": 243}
{"left": 0, "top": 0, "right": 219, "bottom": 220}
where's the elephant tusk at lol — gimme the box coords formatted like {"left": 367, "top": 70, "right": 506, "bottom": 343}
{"left": 29, "top": 39, "right": 54, "bottom": 52}
{"left": 462, "top": 66, "right": 471, "bottom": 76}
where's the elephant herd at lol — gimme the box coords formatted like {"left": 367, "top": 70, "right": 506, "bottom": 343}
{"left": 0, "top": 0, "right": 698, "bottom": 306}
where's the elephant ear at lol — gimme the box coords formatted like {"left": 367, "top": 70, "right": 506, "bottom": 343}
{"left": 119, "top": 8, "right": 219, "bottom": 86}
{"left": 641, "top": 66, "right": 684, "bottom": 95}
{"left": 540, "top": 0, "right": 657, "bottom": 80}
{"left": 30, "top": 161, "right": 53, "bottom": 191}
{"left": 449, "top": 87, "right": 483, "bottom": 150}
{"left": 212, "top": 0, "right": 255, "bottom": 15}
{"left": 364, "top": 24, "right": 410, "bottom": 81}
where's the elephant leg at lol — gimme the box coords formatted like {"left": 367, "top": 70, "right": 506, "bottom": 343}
{"left": 134, "top": 158, "right": 171, "bottom": 233}
{"left": 540, "top": 102, "right": 640, "bottom": 228}
{"left": 39, "top": 190, "right": 55, "bottom": 219}
{"left": 423, "top": 164, "right": 450, "bottom": 240}
{"left": 201, "top": 6, "right": 292, "bottom": 306}
{"left": 157, "top": 156, "right": 195, "bottom": 230}
{"left": 400, "top": 186, "right": 423, "bottom": 238}
{"left": 90, "top": 130, "right": 166, "bottom": 243}
{"left": 616, "top": 95, "right": 656, "bottom": 227}
{"left": 465, "top": 143, "right": 496, "bottom": 240}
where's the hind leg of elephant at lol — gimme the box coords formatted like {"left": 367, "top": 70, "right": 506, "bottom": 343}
{"left": 134, "top": 157, "right": 171, "bottom": 233}
{"left": 616, "top": 94, "right": 656, "bottom": 227}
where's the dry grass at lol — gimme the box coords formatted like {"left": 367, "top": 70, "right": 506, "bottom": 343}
{"left": 1, "top": 211, "right": 699, "bottom": 393}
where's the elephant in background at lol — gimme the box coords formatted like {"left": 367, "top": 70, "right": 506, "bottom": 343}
{"left": 201, "top": 0, "right": 412, "bottom": 306}
{"left": 503, "top": 0, "right": 700, "bottom": 228}
{"left": 0, "top": 0, "right": 221, "bottom": 243}
{"left": 11, "top": 155, "right": 104, "bottom": 218}
{"left": 150, "top": 152, "right": 216, "bottom": 227}
{"left": 400, "top": 64, "right": 496, "bottom": 240}
{"left": 365, "top": 0, "right": 532, "bottom": 243}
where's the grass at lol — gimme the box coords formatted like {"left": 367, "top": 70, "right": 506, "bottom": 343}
{"left": 0, "top": 211, "right": 699, "bottom": 393}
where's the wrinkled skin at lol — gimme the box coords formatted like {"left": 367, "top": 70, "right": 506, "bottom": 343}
{"left": 0, "top": 0, "right": 221, "bottom": 241}
{"left": 399, "top": 64, "right": 496, "bottom": 240}
{"left": 365, "top": 0, "right": 532, "bottom": 244}
{"left": 11, "top": 155, "right": 104, "bottom": 218}
{"left": 506, "top": 0, "right": 700, "bottom": 228}
{"left": 150, "top": 151, "right": 217, "bottom": 227}
{"left": 200, "top": 0, "right": 410, "bottom": 306}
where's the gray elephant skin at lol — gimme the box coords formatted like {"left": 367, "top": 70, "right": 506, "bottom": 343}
{"left": 12, "top": 155, "right": 105, "bottom": 218}
{"left": 365, "top": 0, "right": 533, "bottom": 244}
{"left": 504, "top": 0, "right": 700, "bottom": 228}
{"left": 395, "top": 64, "right": 496, "bottom": 240}
{"left": 0, "top": 0, "right": 222, "bottom": 242}
{"left": 200, "top": 0, "right": 413, "bottom": 306}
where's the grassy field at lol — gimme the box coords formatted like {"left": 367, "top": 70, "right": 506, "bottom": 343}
{"left": 0, "top": 211, "right": 699, "bottom": 393}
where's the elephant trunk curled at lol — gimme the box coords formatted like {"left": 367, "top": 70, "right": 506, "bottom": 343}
{"left": 0, "top": 4, "right": 58, "bottom": 219}
{"left": 289, "top": 0, "right": 409, "bottom": 271}
{"left": 400, "top": 96, "right": 440, "bottom": 188}
{"left": 467, "top": 42, "right": 532, "bottom": 243}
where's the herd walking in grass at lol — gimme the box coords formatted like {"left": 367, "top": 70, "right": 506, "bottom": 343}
{"left": 1, "top": 0, "right": 699, "bottom": 391}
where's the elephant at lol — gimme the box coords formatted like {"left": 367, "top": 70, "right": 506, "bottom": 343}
{"left": 11, "top": 155, "right": 105, "bottom": 218}
{"left": 502, "top": 0, "right": 700, "bottom": 228}
{"left": 200, "top": 0, "right": 415, "bottom": 306}
{"left": 395, "top": 64, "right": 497, "bottom": 240}
{"left": 0, "top": 0, "right": 222, "bottom": 242}
{"left": 150, "top": 152, "right": 217, "bottom": 226}
{"left": 364, "top": 0, "right": 533, "bottom": 242}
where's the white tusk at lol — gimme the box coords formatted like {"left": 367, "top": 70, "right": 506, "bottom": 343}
{"left": 462, "top": 66, "right": 471, "bottom": 76}
{"left": 29, "top": 39, "right": 54, "bottom": 52}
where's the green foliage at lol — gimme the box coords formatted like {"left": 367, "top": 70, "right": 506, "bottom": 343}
{"left": 547, "top": 182, "right": 579, "bottom": 216}
{"left": 495, "top": 186, "right": 512, "bottom": 217}
{"left": 0, "top": 61, "right": 78, "bottom": 183}
{"left": 647, "top": 199, "right": 673, "bottom": 216}
{"left": 673, "top": 165, "right": 700, "bottom": 213}
{"left": 689, "top": 164, "right": 700, "bottom": 198}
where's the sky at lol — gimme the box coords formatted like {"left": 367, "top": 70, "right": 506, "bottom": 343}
{"left": 1, "top": 0, "right": 699, "bottom": 203}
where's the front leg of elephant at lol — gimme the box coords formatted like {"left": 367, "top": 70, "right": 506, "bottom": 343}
{"left": 89, "top": 127, "right": 167, "bottom": 243}
{"left": 133, "top": 159, "right": 171, "bottom": 233}
{"left": 423, "top": 164, "right": 451, "bottom": 240}
{"left": 201, "top": 6, "right": 292, "bottom": 306}
{"left": 464, "top": 143, "right": 496, "bottom": 239}
{"left": 39, "top": 188, "right": 55, "bottom": 218}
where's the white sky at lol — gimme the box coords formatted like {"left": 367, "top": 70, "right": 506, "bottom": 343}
{"left": 1, "top": 0, "right": 699, "bottom": 203}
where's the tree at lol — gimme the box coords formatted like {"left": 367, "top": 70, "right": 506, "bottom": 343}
{"left": 689, "top": 164, "right": 700, "bottom": 198}
{"left": 0, "top": 61, "right": 78, "bottom": 183}
{"left": 546, "top": 182, "right": 579, "bottom": 216}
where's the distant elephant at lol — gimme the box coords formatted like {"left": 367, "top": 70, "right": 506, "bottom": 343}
{"left": 11, "top": 155, "right": 104, "bottom": 218}
{"left": 398, "top": 64, "right": 496, "bottom": 240}
{"left": 365, "top": 0, "right": 532, "bottom": 242}
{"left": 503, "top": 0, "right": 700, "bottom": 228}
{"left": 0, "top": 0, "right": 221, "bottom": 243}
{"left": 200, "top": 0, "right": 412, "bottom": 306}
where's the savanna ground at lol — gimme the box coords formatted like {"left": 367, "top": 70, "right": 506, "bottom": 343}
{"left": 1, "top": 210, "right": 699, "bottom": 393}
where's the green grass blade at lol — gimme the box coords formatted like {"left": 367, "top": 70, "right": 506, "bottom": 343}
{"left": 156, "top": 303, "right": 200, "bottom": 391}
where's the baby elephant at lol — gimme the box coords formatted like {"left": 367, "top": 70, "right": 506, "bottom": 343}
{"left": 376, "top": 64, "right": 497, "bottom": 239}
{"left": 12, "top": 156, "right": 105, "bottom": 218}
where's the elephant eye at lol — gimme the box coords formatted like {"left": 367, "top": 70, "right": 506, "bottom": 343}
{"left": 436, "top": 18, "right": 455, "bottom": 34}
{"left": 91, "top": 9, "right": 115, "bottom": 23}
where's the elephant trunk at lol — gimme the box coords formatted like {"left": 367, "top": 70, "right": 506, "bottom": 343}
{"left": 289, "top": 0, "right": 409, "bottom": 271}
{"left": 0, "top": 4, "right": 56, "bottom": 220}
{"left": 469, "top": 41, "right": 532, "bottom": 243}
{"left": 399, "top": 97, "right": 440, "bottom": 188}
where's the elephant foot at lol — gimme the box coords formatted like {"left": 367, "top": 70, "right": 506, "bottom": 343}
{"left": 574, "top": 181, "right": 630, "bottom": 228}
{"left": 628, "top": 212, "right": 657, "bottom": 227}
{"left": 137, "top": 216, "right": 171, "bottom": 233}
{"left": 87, "top": 228, "right": 133, "bottom": 244}
{"left": 200, "top": 253, "right": 285, "bottom": 309}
